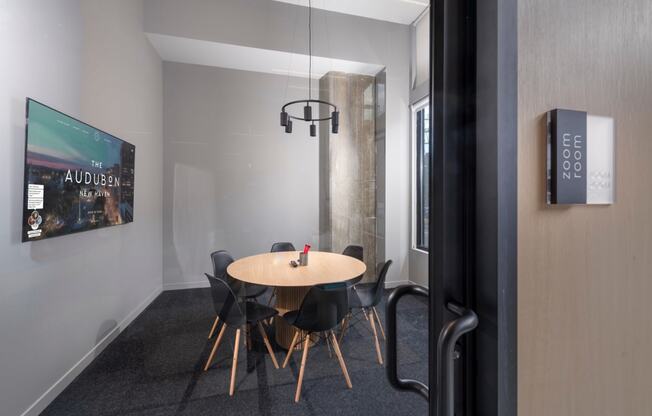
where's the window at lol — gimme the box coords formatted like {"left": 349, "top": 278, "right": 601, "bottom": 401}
{"left": 413, "top": 99, "right": 430, "bottom": 251}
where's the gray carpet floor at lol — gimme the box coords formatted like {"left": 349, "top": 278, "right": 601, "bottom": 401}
{"left": 42, "top": 288, "right": 429, "bottom": 416}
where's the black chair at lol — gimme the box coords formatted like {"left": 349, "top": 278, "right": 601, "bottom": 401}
{"left": 207, "top": 250, "right": 269, "bottom": 339}
{"left": 211, "top": 250, "right": 268, "bottom": 299}
{"left": 267, "top": 242, "right": 296, "bottom": 306}
{"left": 281, "top": 285, "right": 352, "bottom": 402}
{"left": 270, "top": 242, "right": 296, "bottom": 253}
{"left": 203, "top": 273, "right": 279, "bottom": 396}
{"left": 342, "top": 245, "right": 364, "bottom": 286}
{"left": 342, "top": 244, "right": 363, "bottom": 261}
{"left": 340, "top": 260, "right": 392, "bottom": 365}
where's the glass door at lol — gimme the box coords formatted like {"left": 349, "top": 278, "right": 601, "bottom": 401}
{"left": 386, "top": 1, "right": 479, "bottom": 415}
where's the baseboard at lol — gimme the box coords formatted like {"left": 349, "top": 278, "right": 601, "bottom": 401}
{"left": 163, "top": 280, "right": 209, "bottom": 291}
{"left": 384, "top": 279, "right": 415, "bottom": 289}
{"left": 20, "top": 285, "right": 163, "bottom": 416}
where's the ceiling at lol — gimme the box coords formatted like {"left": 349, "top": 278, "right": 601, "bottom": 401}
{"left": 147, "top": 33, "right": 385, "bottom": 79}
{"left": 273, "top": 0, "right": 429, "bottom": 25}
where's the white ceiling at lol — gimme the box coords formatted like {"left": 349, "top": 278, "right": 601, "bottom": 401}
{"left": 273, "top": 0, "right": 428, "bottom": 25}
{"left": 147, "top": 33, "right": 385, "bottom": 78}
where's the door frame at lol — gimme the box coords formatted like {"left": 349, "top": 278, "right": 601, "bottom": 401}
{"left": 428, "top": 1, "right": 517, "bottom": 415}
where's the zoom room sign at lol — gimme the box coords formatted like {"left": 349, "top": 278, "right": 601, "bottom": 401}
{"left": 547, "top": 109, "right": 615, "bottom": 205}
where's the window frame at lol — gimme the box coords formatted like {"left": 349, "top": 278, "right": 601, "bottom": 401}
{"left": 411, "top": 96, "right": 430, "bottom": 253}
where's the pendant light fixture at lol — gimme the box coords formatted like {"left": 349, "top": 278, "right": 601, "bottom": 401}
{"left": 280, "top": 0, "right": 339, "bottom": 137}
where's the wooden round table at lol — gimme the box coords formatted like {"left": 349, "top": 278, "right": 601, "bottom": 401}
{"left": 226, "top": 251, "right": 366, "bottom": 349}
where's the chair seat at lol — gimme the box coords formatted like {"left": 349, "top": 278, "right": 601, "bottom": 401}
{"left": 244, "top": 302, "right": 278, "bottom": 324}
{"left": 242, "top": 283, "right": 268, "bottom": 299}
{"left": 281, "top": 309, "right": 300, "bottom": 327}
{"left": 345, "top": 274, "right": 364, "bottom": 287}
{"left": 281, "top": 285, "right": 349, "bottom": 333}
{"left": 231, "top": 282, "right": 268, "bottom": 299}
{"left": 281, "top": 309, "right": 320, "bottom": 332}
{"left": 349, "top": 285, "right": 375, "bottom": 309}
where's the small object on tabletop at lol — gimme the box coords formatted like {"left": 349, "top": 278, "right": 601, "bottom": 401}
{"left": 299, "top": 244, "right": 310, "bottom": 266}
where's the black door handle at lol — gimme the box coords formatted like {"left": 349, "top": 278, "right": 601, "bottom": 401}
{"left": 386, "top": 284, "right": 430, "bottom": 401}
{"left": 437, "top": 302, "right": 478, "bottom": 416}
{"left": 386, "top": 285, "right": 479, "bottom": 414}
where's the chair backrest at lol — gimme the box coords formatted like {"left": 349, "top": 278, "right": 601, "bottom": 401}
{"left": 204, "top": 273, "right": 244, "bottom": 326}
{"left": 270, "top": 242, "right": 295, "bottom": 252}
{"left": 294, "top": 285, "right": 348, "bottom": 332}
{"left": 370, "top": 260, "right": 393, "bottom": 307}
{"left": 210, "top": 250, "right": 237, "bottom": 286}
{"left": 342, "top": 245, "right": 364, "bottom": 285}
{"left": 342, "top": 245, "right": 363, "bottom": 261}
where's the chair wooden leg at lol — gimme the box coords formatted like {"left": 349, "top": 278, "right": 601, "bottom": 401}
{"left": 372, "top": 306, "right": 386, "bottom": 340}
{"left": 362, "top": 307, "right": 369, "bottom": 321}
{"left": 369, "top": 310, "right": 384, "bottom": 365}
{"left": 208, "top": 316, "right": 220, "bottom": 339}
{"left": 257, "top": 322, "right": 279, "bottom": 369}
{"left": 338, "top": 314, "right": 350, "bottom": 344}
{"left": 283, "top": 330, "right": 301, "bottom": 368}
{"left": 204, "top": 323, "right": 227, "bottom": 371}
{"left": 294, "top": 334, "right": 312, "bottom": 403}
{"left": 229, "top": 328, "right": 241, "bottom": 396}
{"left": 330, "top": 330, "right": 352, "bottom": 389}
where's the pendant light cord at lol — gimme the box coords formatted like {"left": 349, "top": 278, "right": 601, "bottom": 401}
{"left": 308, "top": 0, "right": 312, "bottom": 101}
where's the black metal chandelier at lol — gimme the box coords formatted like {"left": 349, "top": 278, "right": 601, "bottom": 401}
{"left": 280, "top": 0, "right": 339, "bottom": 137}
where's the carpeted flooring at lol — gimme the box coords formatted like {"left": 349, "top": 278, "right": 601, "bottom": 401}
{"left": 42, "top": 288, "right": 429, "bottom": 416}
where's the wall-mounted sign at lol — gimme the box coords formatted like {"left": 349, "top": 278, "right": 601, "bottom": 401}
{"left": 547, "top": 109, "right": 614, "bottom": 205}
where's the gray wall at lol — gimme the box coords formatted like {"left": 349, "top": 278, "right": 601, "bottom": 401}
{"left": 162, "top": 62, "right": 319, "bottom": 288}
{"left": 375, "top": 70, "right": 387, "bottom": 275}
{"left": 145, "top": 0, "right": 412, "bottom": 285}
{"left": 408, "top": 12, "right": 430, "bottom": 288}
{"left": 0, "top": 1, "right": 163, "bottom": 415}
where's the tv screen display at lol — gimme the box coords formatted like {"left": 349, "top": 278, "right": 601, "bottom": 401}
{"left": 22, "top": 98, "right": 135, "bottom": 242}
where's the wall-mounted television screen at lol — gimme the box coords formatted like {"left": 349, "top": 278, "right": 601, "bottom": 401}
{"left": 22, "top": 98, "right": 135, "bottom": 242}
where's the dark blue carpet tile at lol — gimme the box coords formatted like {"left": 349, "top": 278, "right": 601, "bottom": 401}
{"left": 41, "top": 289, "right": 428, "bottom": 416}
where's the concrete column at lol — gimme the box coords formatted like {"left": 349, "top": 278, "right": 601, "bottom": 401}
{"left": 319, "top": 71, "right": 377, "bottom": 281}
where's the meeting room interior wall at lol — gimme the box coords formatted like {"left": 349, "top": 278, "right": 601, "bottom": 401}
{"left": 162, "top": 62, "right": 320, "bottom": 289}
{"left": 0, "top": 1, "right": 163, "bottom": 415}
